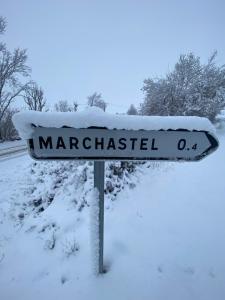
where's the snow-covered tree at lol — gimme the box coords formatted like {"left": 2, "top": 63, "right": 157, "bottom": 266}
{"left": 127, "top": 104, "right": 138, "bottom": 115}
{"left": 87, "top": 92, "right": 107, "bottom": 111}
{"left": 140, "top": 52, "right": 225, "bottom": 122}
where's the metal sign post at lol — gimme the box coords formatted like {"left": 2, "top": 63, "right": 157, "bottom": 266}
{"left": 94, "top": 161, "right": 105, "bottom": 274}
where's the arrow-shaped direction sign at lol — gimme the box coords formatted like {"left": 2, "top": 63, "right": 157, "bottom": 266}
{"left": 28, "top": 127, "right": 218, "bottom": 161}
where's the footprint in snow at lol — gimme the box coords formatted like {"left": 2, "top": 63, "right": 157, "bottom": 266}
{"left": 157, "top": 265, "right": 163, "bottom": 273}
{"left": 209, "top": 268, "right": 216, "bottom": 278}
{"left": 61, "top": 275, "right": 69, "bottom": 284}
{"left": 33, "top": 270, "right": 49, "bottom": 282}
{"left": 112, "top": 240, "right": 129, "bottom": 255}
{"left": 183, "top": 267, "right": 195, "bottom": 275}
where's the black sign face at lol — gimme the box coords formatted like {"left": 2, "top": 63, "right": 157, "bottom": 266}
{"left": 27, "top": 127, "right": 218, "bottom": 161}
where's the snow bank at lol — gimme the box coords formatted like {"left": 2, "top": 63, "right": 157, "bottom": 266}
{"left": 13, "top": 107, "right": 216, "bottom": 140}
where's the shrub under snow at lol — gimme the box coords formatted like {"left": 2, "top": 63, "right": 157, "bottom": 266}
{"left": 25, "top": 160, "right": 147, "bottom": 215}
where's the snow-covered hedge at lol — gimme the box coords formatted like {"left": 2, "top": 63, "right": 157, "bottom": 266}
{"left": 24, "top": 160, "right": 148, "bottom": 215}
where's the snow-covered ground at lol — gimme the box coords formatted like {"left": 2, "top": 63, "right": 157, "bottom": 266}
{"left": 0, "top": 130, "right": 225, "bottom": 300}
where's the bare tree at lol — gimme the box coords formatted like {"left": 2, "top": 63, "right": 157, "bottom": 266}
{"left": 0, "top": 47, "right": 31, "bottom": 122}
{"left": 24, "top": 83, "right": 46, "bottom": 111}
{"left": 0, "top": 17, "right": 31, "bottom": 123}
{"left": 0, "top": 107, "right": 18, "bottom": 140}
{"left": 73, "top": 101, "right": 78, "bottom": 112}
{"left": 87, "top": 92, "right": 107, "bottom": 111}
{"left": 54, "top": 100, "right": 74, "bottom": 112}
{"left": 54, "top": 100, "right": 79, "bottom": 112}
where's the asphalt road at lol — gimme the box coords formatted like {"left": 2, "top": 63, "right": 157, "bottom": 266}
{"left": 0, "top": 143, "right": 28, "bottom": 162}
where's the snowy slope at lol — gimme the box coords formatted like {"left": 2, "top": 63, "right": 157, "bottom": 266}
{"left": 0, "top": 131, "right": 225, "bottom": 300}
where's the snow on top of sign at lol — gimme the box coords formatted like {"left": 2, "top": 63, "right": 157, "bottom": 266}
{"left": 13, "top": 106, "right": 216, "bottom": 139}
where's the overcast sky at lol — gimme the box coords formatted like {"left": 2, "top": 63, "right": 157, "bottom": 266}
{"left": 1, "top": 0, "right": 225, "bottom": 113}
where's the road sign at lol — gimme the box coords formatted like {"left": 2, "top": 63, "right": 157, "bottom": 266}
{"left": 13, "top": 110, "right": 220, "bottom": 275}
{"left": 28, "top": 127, "right": 218, "bottom": 161}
